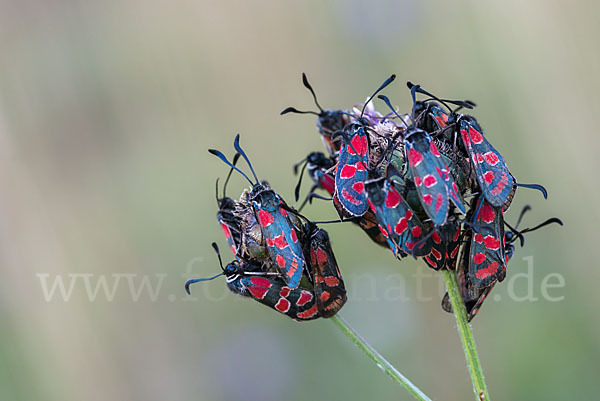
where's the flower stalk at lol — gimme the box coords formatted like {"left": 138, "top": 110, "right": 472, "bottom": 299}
{"left": 442, "top": 269, "right": 491, "bottom": 401}
{"left": 330, "top": 315, "right": 433, "bottom": 401}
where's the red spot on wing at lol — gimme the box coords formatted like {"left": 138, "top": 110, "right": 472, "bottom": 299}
{"left": 436, "top": 166, "right": 449, "bottom": 181}
{"left": 474, "top": 233, "right": 484, "bottom": 243}
{"left": 297, "top": 304, "right": 318, "bottom": 319}
{"left": 352, "top": 182, "right": 364, "bottom": 193}
{"left": 279, "top": 286, "right": 290, "bottom": 297}
{"left": 248, "top": 286, "right": 269, "bottom": 300}
{"left": 480, "top": 202, "right": 496, "bottom": 223}
{"left": 348, "top": 135, "right": 368, "bottom": 156}
{"left": 379, "top": 226, "right": 388, "bottom": 237}
{"left": 435, "top": 193, "right": 444, "bottom": 212}
{"left": 414, "top": 176, "right": 422, "bottom": 186}
{"left": 275, "top": 298, "right": 291, "bottom": 313}
{"left": 461, "top": 129, "right": 471, "bottom": 146}
{"left": 258, "top": 210, "right": 274, "bottom": 227}
{"left": 321, "top": 175, "right": 335, "bottom": 195}
{"left": 274, "top": 234, "right": 290, "bottom": 249}
{"left": 341, "top": 188, "right": 361, "bottom": 205}
{"left": 450, "top": 245, "right": 459, "bottom": 258}
{"left": 434, "top": 115, "right": 447, "bottom": 127}
{"left": 430, "top": 141, "right": 441, "bottom": 157}
{"left": 385, "top": 188, "right": 401, "bottom": 208}
{"left": 483, "top": 171, "right": 495, "bottom": 185}
{"left": 469, "top": 126, "right": 483, "bottom": 144}
{"left": 290, "top": 229, "right": 298, "bottom": 243}
{"left": 276, "top": 255, "right": 286, "bottom": 268}
{"left": 432, "top": 232, "right": 442, "bottom": 244}
{"left": 431, "top": 248, "right": 442, "bottom": 260}
{"left": 367, "top": 199, "right": 375, "bottom": 212}
{"left": 406, "top": 210, "right": 413, "bottom": 220}
{"left": 475, "top": 262, "right": 499, "bottom": 279}
{"left": 453, "top": 227, "right": 461, "bottom": 241}
{"left": 395, "top": 218, "right": 408, "bottom": 234}
{"left": 221, "top": 223, "right": 231, "bottom": 239}
{"left": 408, "top": 148, "right": 423, "bottom": 166}
{"left": 411, "top": 226, "right": 422, "bottom": 237}
{"left": 340, "top": 165, "right": 356, "bottom": 179}
{"left": 483, "top": 152, "right": 499, "bottom": 166}
{"left": 279, "top": 208, "right": 288, "bottom": 217}
{"left": 490, "top": 173, "right": 509, "bottom": 196}
{"left": 316, "top": 248, "right": 329, "bottom": 265}
{"left": 251, "top": 277, "right": 272, "bottom": 288}
{"left": 424, "top": 174, "right": 437, "bottom": 188}
{"left": 473, "top": 253, "right": 486, "bottom": 264}
{"left": 296, "top": 290, "right": 312, "bottom": 306}
{"left": 422, "top": 194, "right": 433, "bottom": 205}
{"left": 324, "top": 276, "right": 340, "bottom": 287}
{"left": 320, "top": 291, "right": 331, "bottom": 302}
{"left": 484, "top": 235, "right": 501, "bottom": 250}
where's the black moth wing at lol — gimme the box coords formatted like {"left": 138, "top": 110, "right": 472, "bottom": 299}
{"left": 226, "top": 262, "right": 321, "bottom": 321}
{"left": 304, "top": 225, "right": 347, "bottom": 318}
{"left": 442, "top": 228, "right": 504, "bottom": 321}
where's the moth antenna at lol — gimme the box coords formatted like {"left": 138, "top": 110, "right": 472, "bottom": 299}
{"left": 312, "top": 219, "right": 347, "bottom": 225}
{"left": 302, "top": 73, "right": 324, "bottom": 113}
{"left": 211, "top": 242, "right": 225, "bottom": 271}
{"left": 297, "top": 184, "right": 318, "bottom": 212}
{"left": 294, "top": 159, "right": 309, "bottom": 202}
{"left": 233, "top": 134, "right": 259, "bottom": 184}
{"left": 361, "top": 74, "right": 396, "bottom": 119}
{"left": 215, "top": 178, "right": 220, "bottom": 205}
{"left": 184, "top": 242, "right": 227, "bottom": 295}
{"left": 377, "top": 95, "right": 409, "bottom": 128}
{"left": 520, "top": 218, "right": 563, "bottom": 235}
{"left": 307, "top": 193, "right": 333, "bottom": 203}
{"left": 339, "top": 111, "right": 356, "bottom": 119}
{"left": 293, "top": 156, "right": 308, "bottom": 176}
{"left": 516, "top": 182, "right": 548, "bottom": 199}
{"left": 406, "top": 81, "right": 472, "bottom": 115}
{"left": 280, "top": 107, "right": 320, "bottom": 116}
{"left": 222, "top": 153, "right": 241, "bottom": 199}
{"left": 409, "top": 83, "right": 421, "bottom": 125}
{"left": 451, "top": 100, "right": 477, "bottom": 113}
{"left": 209, "top": 149, "right": 254, "bottom": 186}
{"left": 515, "top": 205, "right": 532, "bottom": 230}
{"left": 185, "top": 273, "right": 224, "bottom": 295}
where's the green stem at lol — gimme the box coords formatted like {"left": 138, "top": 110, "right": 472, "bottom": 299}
{"left": 330, "top": 315, "right": 433, "bottom": 401}
{"left": 442, "top": 270, "right": 491, "bottom": 401}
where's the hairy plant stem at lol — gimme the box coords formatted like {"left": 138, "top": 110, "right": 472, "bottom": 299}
{"left": 330, "top": 315, "right": 433, "bottom": 401}
{"left": 442, "top": 269, "right": 491, "bottom": 401}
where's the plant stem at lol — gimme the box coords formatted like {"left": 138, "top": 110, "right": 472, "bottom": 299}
{"left": 442, "top": 269, "right": 491, "bottom": 401}
{"left": 330, "top": 315, "right": 433, "bottom": 401}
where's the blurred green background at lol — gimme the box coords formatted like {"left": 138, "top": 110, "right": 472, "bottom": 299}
{"left": 1, "top": 1, "right": 598, "bottom": 400}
